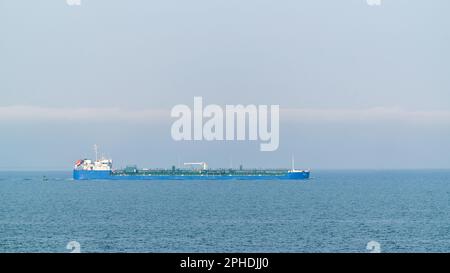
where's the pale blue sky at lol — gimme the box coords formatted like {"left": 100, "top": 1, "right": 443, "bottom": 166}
{"left": 1, "top": 0, "right": 450, "bottom": 170}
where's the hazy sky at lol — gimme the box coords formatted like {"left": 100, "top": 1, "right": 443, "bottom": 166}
{"left": 1, "top": 0, "right": 450, "bottom": 170}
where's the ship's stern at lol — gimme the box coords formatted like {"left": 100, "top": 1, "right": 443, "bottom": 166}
{"left": 73, "top": 170, "right": 112, "bottom": 180}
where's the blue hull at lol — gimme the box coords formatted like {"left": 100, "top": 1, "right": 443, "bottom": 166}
{"left": 73, "top": 170, "right": 310, "bottom": 181}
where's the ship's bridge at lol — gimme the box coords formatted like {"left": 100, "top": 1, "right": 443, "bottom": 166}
{"left": 75, "top": 158, "right": 112, "bottom": 171}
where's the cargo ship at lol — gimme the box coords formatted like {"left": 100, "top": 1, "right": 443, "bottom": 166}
{"left": 73, "top": 157, "right": 310, "bottom": 181}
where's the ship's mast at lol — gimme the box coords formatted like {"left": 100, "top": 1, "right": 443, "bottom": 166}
{"left": 291, "top": 155, "right": 295, "bottom": 171}
{"left": 94, "top": 144, "right": 98, "bottom": 162}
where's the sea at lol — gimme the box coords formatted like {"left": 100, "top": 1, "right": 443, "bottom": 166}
{"left": 0, "top": 170, "right": 449, "bottom": 253}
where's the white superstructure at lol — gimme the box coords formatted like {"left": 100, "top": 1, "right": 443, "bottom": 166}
{"left": 184, "top": 162, "right": 208, "bottom": 170}
{"left": 74, "top": 158, "right": 112, "bottom": 171}
{"left": 75, "top": 159, "right": 112, "bottom": 171}
{"left": 74, "top": 145, "right": 112, "bottom": 171}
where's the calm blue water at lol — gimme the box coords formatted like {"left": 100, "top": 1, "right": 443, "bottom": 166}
{"left": 0, "top": 170, "right": 449, "bottom": 253}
